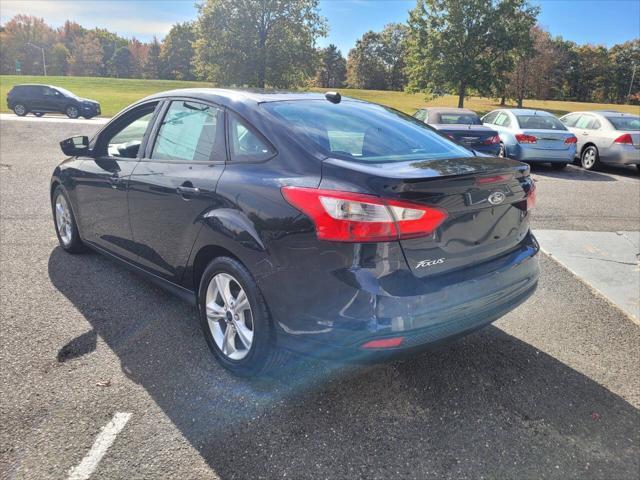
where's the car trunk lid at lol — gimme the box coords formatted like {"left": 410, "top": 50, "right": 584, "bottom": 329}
{"left": 432, "top": 124, "right": 499, "bottom": 150}
{"left": 321, "top": 156, "right": 533, "bottom": 278}
{"left": 520, "top": 129, "right": 574, "bottom": 150}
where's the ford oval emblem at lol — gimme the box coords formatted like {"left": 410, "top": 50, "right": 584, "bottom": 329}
{"left": 488, "top": 191, "right": 506, "bottom": 205}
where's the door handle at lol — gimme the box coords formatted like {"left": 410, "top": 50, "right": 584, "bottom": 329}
{"left": 177, "top": 185, "right": 201, "bottom": 196}
{"left": 109, "top": 174, "right": 120, "bottom": 189}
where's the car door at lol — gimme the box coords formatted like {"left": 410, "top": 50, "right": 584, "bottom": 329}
{"left": 41, "top": 87, "right": 65, "bottom": 112}
{"left": 127, "top": 99, "right": 227, "bottom": 283}
{"left": 573, "top": 114, "right": 596, "bottom": 152}
{"left": 29, "top": 86, "right": 50, "bottom": 111}
{"left": 73, "top": 101, "right": 160, "bottom": 259}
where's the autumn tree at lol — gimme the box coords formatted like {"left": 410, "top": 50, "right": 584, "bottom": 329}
{"left": 109, "top": 46, "right": 133, "bottom": 77}
{"left": 406, "top": 0, "right": 538, "bottom": 107}
{"left": 68, "top": 32, "right": 103, "bottom": 76}
{"left": 314, "top": 44, "right": 346, "bottom": 88}
{"left": 194, "top": 0, "right": 326, "bottom": 88}
{"left": 347, "top": 31, "right": 387, "bottom": 89}
{"left": 49, "top": 42, "right": 71, "bottom": 75}
{"left": 144, "top": 36, "right": 162, "bottom": 79}
{"left": 160, "top": 22, "right": 196, "bottom": 80}
{"left": 0, "top": 15, "right": 55, "bottom": 75}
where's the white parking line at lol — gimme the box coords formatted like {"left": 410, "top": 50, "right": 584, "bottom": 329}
{"left": 0, "top": 113, "right": 109, "bottom": 124}
{"left": 67, "top": 412, "right": 132, "bottom": 480}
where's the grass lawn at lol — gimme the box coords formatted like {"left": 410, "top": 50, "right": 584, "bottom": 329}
{"left": 2, "top": 75, "right": 639, "bottom": 118}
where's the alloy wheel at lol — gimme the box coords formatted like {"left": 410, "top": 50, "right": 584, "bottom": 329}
{"left": 14, "top": 104, "right": 26, "bottom": 116}
{"left": 66, "top": 106, "right": 79, "bottom": 118}
{"left": 55, "top": 194, "right": 73, "bottom": 246}
{"left": 582, "top": 148, "right": 597, "bottom": 169}
{"left": 205, "top": 273, "right": 254, "bottom": 360}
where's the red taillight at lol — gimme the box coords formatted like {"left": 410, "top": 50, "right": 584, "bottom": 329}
{"left": 614, "top": 133, "right": 634, "bottom": 145}
{"left": 281, "top": 187, "right": 448, "bottom": 242}
{"left": 564, "top": 136, "right": 577, "bottom": 144}
{"left": 361, "top": 337, "right": 404, "bottom": 349}
{"left": 527, "top": 181, "right": 536, "bottom": 210}
{"left": 476, "top": 174, "right": 513, "bottom": 185}
{"left": 515, "top": 134, "right": 537, "bottom": 144}
{"left": 484, "top": 135, "right": 501, "bottom": 145}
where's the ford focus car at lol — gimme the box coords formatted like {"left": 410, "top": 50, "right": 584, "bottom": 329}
{"left": 51, "top": 89, "right": 539, "bottom": 376}
{"left": 482, "top": 108, "right": 577, "bottom": 169}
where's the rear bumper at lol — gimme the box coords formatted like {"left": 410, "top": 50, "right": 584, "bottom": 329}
{"left": 601, "top": 145, "right": 640, "bottom": 165}
{"left": 508, "top": 144, "right": 575, "bottom": 163}
{"left": 275, "top": 232, "right": 540, "bottom": 358}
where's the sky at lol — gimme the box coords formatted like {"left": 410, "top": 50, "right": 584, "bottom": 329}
{"left": 1, "top": 0, "right": 639, "bottom": 54}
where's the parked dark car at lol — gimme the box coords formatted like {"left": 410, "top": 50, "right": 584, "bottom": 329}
{"left": 414, "top": 107, "right": 501, "bottom": 156}
{"left": 51, "top": 89, "right": 539, "bottom": 376}
{"left": 7, "top": 84, "right": 100, "bottom": 119}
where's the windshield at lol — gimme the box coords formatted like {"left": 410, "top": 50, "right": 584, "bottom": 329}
{"left": 438, "top": 113, "right": 482, "bottom": 125}
{"left": 516, "top": 115, "right": 566, "bottom": 130}
{"left": 263, "top": 100, "right": 473, "bottom": 162}
{"left": 607, "top": 116, "right": 640, "bottom": 131}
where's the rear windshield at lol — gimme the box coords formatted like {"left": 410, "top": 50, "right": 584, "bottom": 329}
{"left": 607, "top": 116, "right": 640, "bottom": 131}
{"left": 263, "top": 100, "right": 473, "bottom": 162}
{"left": 516, "top": 115, "right": 566, "bottom": 130}
{"left": 437, "top": 113, "right": 482, "bottom": 125}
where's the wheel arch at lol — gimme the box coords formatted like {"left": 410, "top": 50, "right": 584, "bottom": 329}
{"left": 580, "top": 142, "right": 598, "bottom": 156}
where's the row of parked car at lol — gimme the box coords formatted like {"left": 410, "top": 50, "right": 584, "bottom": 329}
{"left": 413, "top": 107, "right": 640, "bottom": 171}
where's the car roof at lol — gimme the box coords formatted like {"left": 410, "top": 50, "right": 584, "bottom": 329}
{"left": 422, "top": 107, "right": 478, "bottom": 115}
{"left": 562, "top": 110, "right": 639, "bottom": 119}
{"left": 505, "top": 108, "right": 553, "bottom": 116}
{"left": 141, "top": 88, "right": 363, "bottom": 109}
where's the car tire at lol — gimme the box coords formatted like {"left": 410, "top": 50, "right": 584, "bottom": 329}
{"left": 34, "top": 112, "right": 44, "bottom": 117}
{"left": 550, "top": 162, "right": 567, "bottom": 169}
{"left": 52, "top": 186, "right": 84, "bottom": 253}
{"left": 65, "top": 105, "right": 80, "bottom": 119}
{"left": 498, "top": 143, "right": 506, "bottom": 158}
{"left": 581, "top": 145, "right": 600, "bottom": 170}
{"left": 13, "top": 104, "right": 27, "bottom": 116}
{"left": 198, "top": 256, "right": 289, "bottom": 377}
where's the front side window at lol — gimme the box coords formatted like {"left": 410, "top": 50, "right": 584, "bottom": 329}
{"left": 560, "top": 114, "right": 580, "bottom": 127}
{"left": 494, "top": 112, "right": 511, "bottom": 127}
{"left": 228, "top": 113, "right": 275, "bottom": 162}
{"left": 102, "top": 103, "right": 158, "bottom": 158}
{"left": 152, "top": 101, "right": 223, "bottom": 162}
{"left": 264, "top": 100, "right": 472, "bottom": 163}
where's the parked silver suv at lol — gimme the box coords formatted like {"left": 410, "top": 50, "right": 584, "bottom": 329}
{"left": 559, "top": 111, "right": 640, "bottom": 170}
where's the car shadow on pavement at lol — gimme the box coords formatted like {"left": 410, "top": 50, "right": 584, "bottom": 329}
{"left": 529, "top": 164, "right": 618, "bottom": 182}
{"left": 48, "top": 247, "right": 640, "bottom": 479}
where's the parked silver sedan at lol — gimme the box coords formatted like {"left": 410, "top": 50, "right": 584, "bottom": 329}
{"left": 558, "top": 111, "right": 640, "bottom": 170}
{"left": 482, "top": 109, "right": 577, "bottom": 169}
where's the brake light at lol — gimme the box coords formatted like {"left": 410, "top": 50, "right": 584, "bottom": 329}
{"left": 361, "top": 337, "right": 404, "bottom": 349}
{"left": 484, "top": 135, "right": 501, "bottom": 145}
{"left": 564, "top": 136, "right": 577, "bottom": 144}
{"left": 614, "top": 133, "right": 634, "bottom": 145}
{"left": 281, "top": 187, "right": 448, "bottom": 242}
{"left": 527, "top": 181, "right": 536, "bottom": 210}
{"left": 515, "top": 134, "right": 537, "bottom": 144}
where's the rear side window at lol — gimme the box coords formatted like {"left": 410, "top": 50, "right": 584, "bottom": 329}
{"left": 264, "top": 100, "right": 472, "bottom": 163}
{"left": 413, "top": 109, "right": 426, "bottom": 121}
{"left": 152, "top": 101, "right": 224, "bottom": 162}
{"left": 516, "top": 115, "right": 566, "bottom": 130}
{"left": 227, "top": 113, "right": 275, "bottom": 162}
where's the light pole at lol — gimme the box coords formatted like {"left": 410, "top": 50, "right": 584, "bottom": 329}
{"left": 628, "top": 63, "right": 637, "bottom": 104}
{"left": 26, "top": 42, "right": 47, "bottom": 76}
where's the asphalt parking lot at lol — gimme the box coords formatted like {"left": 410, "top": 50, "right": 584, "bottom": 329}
{"left": 1, "top": 116, "right": 639, "bottom": 479}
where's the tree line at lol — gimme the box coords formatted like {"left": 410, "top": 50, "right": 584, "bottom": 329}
{"left": 1, "top": 0, "right": 638, "bottom": 106}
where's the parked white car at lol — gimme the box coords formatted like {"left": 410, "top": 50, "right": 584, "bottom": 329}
{"left": 558, "top": 111, "right": 640, "bottom": 171}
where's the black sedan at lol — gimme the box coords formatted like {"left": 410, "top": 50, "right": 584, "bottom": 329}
{"left": 51, "top": 89, "right": 539, "bottom": 376}
{"left": 414, "top": 107, "right": 502, "bottom": 156}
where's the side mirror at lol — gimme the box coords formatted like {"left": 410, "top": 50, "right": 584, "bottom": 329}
{"left": 60, "top": 135, "right": 89, "bottom": 156}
